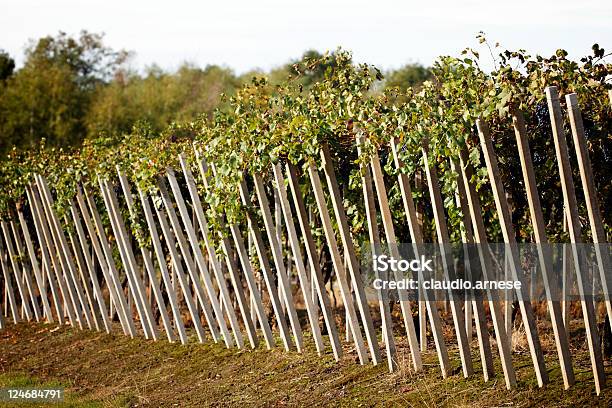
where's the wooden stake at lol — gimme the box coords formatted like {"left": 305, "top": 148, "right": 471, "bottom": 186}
{"left": 546, "top": 86, "right": 605, "bottom": 394}
{"left": 178, "top": 156, "right": 255, "bottom": 348}
{"left": 117, "top": 170, "right": 176, "bottom": 342}
{"left": 368, "top": 145, "right": 422, "bottom": 371}
{"left": 421, "top": 142, "right": 473, "bottom": 378}
{"left": 390, "top": 138, "right": 451, "bottom": 377}
{"left": 16, "top": 210, "right": 54, "bottom": 322}
{"left": 307, "top": 160, "right": 369, "bottom": 364}
{"left": 356, "top": 138, "right": 397, "bottom": 372}
{"left": 77, "top": 186, "right": 136, "bottom": 337}
{"left": 99, "top": 179, "right": 158, "bottom": 340}
{"left": 457, "top": 150, "right": 517, "bottom": 389}
{"left": 157, "top": 179, "right": 223, "bottom": 344}
{"left": 68, "top": 201, "right": 112, "bottom": 333}
{"left": 252, "top": 173, "right": 304, "bottom": 352}
{"left": 449, "top": 159, "right": 494, "bottom": 381}
{"left": 37, "top": 176, "right": 93, "bottom": 329}
{"left": 320, "top": 145, "right": 381, "bottom": 365}
{"left": 286, "top": 163, "right": 342, "bottom": 360}
{"left": 477, "top": 118, "right": 548, "bottom": 387}
{"left": 165, "top": 169, "right": 237, "bottom": 348}
{"left": 272, "top": 163, "right": 325, "bottom": 354}
{"left": 149, "top": 190, "right": 208, "bottom": 343}
{"left": 0, "top": 239, "right": 19, "bottom": 323}
{"left": 511, "top": 108, "right": 575, "bottom": 388}
{"left": 565, "top": 93, "right": 612, "bottom": 332}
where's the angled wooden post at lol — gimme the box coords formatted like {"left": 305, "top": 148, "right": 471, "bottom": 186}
{"left": 390, "top": 138, "right": 451, "bottom": 377}
{"left": 149, "top": 189, "right": 208, "bottom": 343}
{"left": 457, "top": 150, "right": 517, "bottom": 389}
{"left": 16, "top": 209, "right": 54, "bottom": 322}
{"left": 193, "top": 150, "right": 275, "bottom": 349}
{"left": 24, "top": 189, "right": 63, "bottom": 323}
{"left": 320, "top": 145, "right": 381, "bottom": 365}
{"left": 0, "top": 239, "right": 19, "bottom": 323}
{"left": 286, "top": 163, "right": 342, "bottom": 360}
{"left": 165, "top": 168, "right": 238, "bottom": 348}
{"left": 421, "top": 142, "right": 473, "bottom": 378}
{"left": 137, "top": 188, "right": 188, "bottom": 344}
{"left": 37, "top": 175, "right": 93, "bottom": 329}
{"left": 546, "top": 86, "right": 605, "bottom": 394}
{"left": 477, "top": 118, "right": 548, "bottom": 387}
{"left": 252, "top": 173, "right": 304, "bottom": 352}
{"left": 511, "top": 108, "right": 575, "bottom": 388}
{"left": 449, "top": 158, "right": 494, "bottom": 381}
{"left": 9, "top": 219, "right": 45, "bottom": 323}
{"left": 157, "top": 179, "right": 223, "bottom": 344}
{"left": 68, "top": 201, "right": 112, "bottom": 333}
{"left": 272, "top": 163, "right": 325, "bottom": 354}
{"left": 117, "top": 169, "right": 176, "bottom": 342}
{"left": 367, "top": 144, "right": 422, "bottom": 371}
{"left": 63, "top": 216, "right": 102, "bottom": 331}
{"left": 237, "top": 176, "right": 294, "bottom": 351}
{"left": 1, "top": 220, "right": 37, "bottom": 322}
{"left": 177, "top": 157, "right": 255, "bottom": 347}
{"left": 77, "top": 185, "right": 136, "bottom": 337}
{"left": 307, "top": 160, "right": 370, "bottom": 364}
{"left": 565, "top": 93, "right": 612, "bottom": 332}
{"left": 28, "top": 184, "right": 75, "bottom": 326}
{"left": 356, "top": 138, "right": 397, "bottom": 372}
{"left": 99, "top": 178, "right": 158, "bottom": 340}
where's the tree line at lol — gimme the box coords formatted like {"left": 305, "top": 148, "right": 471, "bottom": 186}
{"left": 0, "top": 31, "right": 431, "bottom": 155}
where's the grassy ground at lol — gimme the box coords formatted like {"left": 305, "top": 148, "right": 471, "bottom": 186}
{"left": 0, "top": 321, "right": 610, "bottom": 407}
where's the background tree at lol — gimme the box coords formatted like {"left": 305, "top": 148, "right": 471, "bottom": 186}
{"left": 0, "top": 31, "right": 127, "bottom": 153}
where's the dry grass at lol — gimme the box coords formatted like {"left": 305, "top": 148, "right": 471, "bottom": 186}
{"left": 0, "top": 317, "right": 610, "bottom": 407}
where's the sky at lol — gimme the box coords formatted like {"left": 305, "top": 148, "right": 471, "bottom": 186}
{"left": 1, "top": 0, "right": 611, "bottom": 74}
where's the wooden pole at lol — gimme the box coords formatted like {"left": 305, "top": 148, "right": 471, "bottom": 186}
{"left": 178, "top": 156, "right": 255, "bottom": 348}
{"left": 320, "top": 145, "right": 381, "bottom": 365}
{"left": 0, "top": 238, "right": 19, "bottom": 323}
{"left": 457, "top": 150, "right": 517, "bottom": 389}
{"left": 237, "top": 176, "right": 294, "bottom": 351}
{"left": 421, "top": 142, "right": 473, "bottom": 377}
{"left": 390, "top": 138, "right": 451, "bottom": 377}
{"left": 149, "top": 190, "right": 208, "bottom": 343}
{"left": 37, "top": 175, "right": 93, "bottom": 329}
{"left": 99, "top": 179, "right": 158, "bottom": 340}
{"left": 192, "top": 150, "right": 276, "bottom": 350}
{"left": 28, "top": 185, "right": 74, "bottom": 326}
{"left": 68, "top": 201, "right": 112, "bottom": 333}
{"left": 368, "top": 145, "right": 422, "bottom": 371}
{"left": 545, "top": 86, "right": 605, "bottom": 394}
{"left": 511, "top": 108, "right": 575, "bottom": 388}
{"left": 356, "top": 137, "right": 397, "bottom": 372}
{"left": 1, "top": 221, "right": 37, "bottom": 321}
{"left": 77, "top": 186, "right": 136, "bottom": 337}
{"left": 307, "top": 160, "right": 370, "bottom": 364}
{"left": 63, "top": 215, "right": 101, "bottom": 331}
{"left": 157, "top": 180, "right": 222, "bottom": 343}
{"left": 117, "top": 170, "right": 176, "bottom": 342}
{"left": 252, "top": 173, "right": 304, "bottom": 352}
{"left": 16, "top": 209, "right": 53, "bottom": 322}
{"left": 137, "top": 188, "right": 189, "bottom": 344}
{"left": 286, "top": 163, "right": 342, "bottom": 360}
{"left": 272, "top": 163, "right": 325, "bottom": 354}
{"left": 565, "top": 93, "right": 612, "bottom": 332}
{"left": 449, "top": 159, "right": 494, "bottom": 381}
{"left": 477, "top": 118, "right": 548, "bottom": 387}
{"left": 165, "top": 169, "right": 237, "bottom": 348}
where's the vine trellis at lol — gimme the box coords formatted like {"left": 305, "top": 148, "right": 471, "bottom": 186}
{"left": 1, "top": 44, "right": 611, "bottom": 395}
